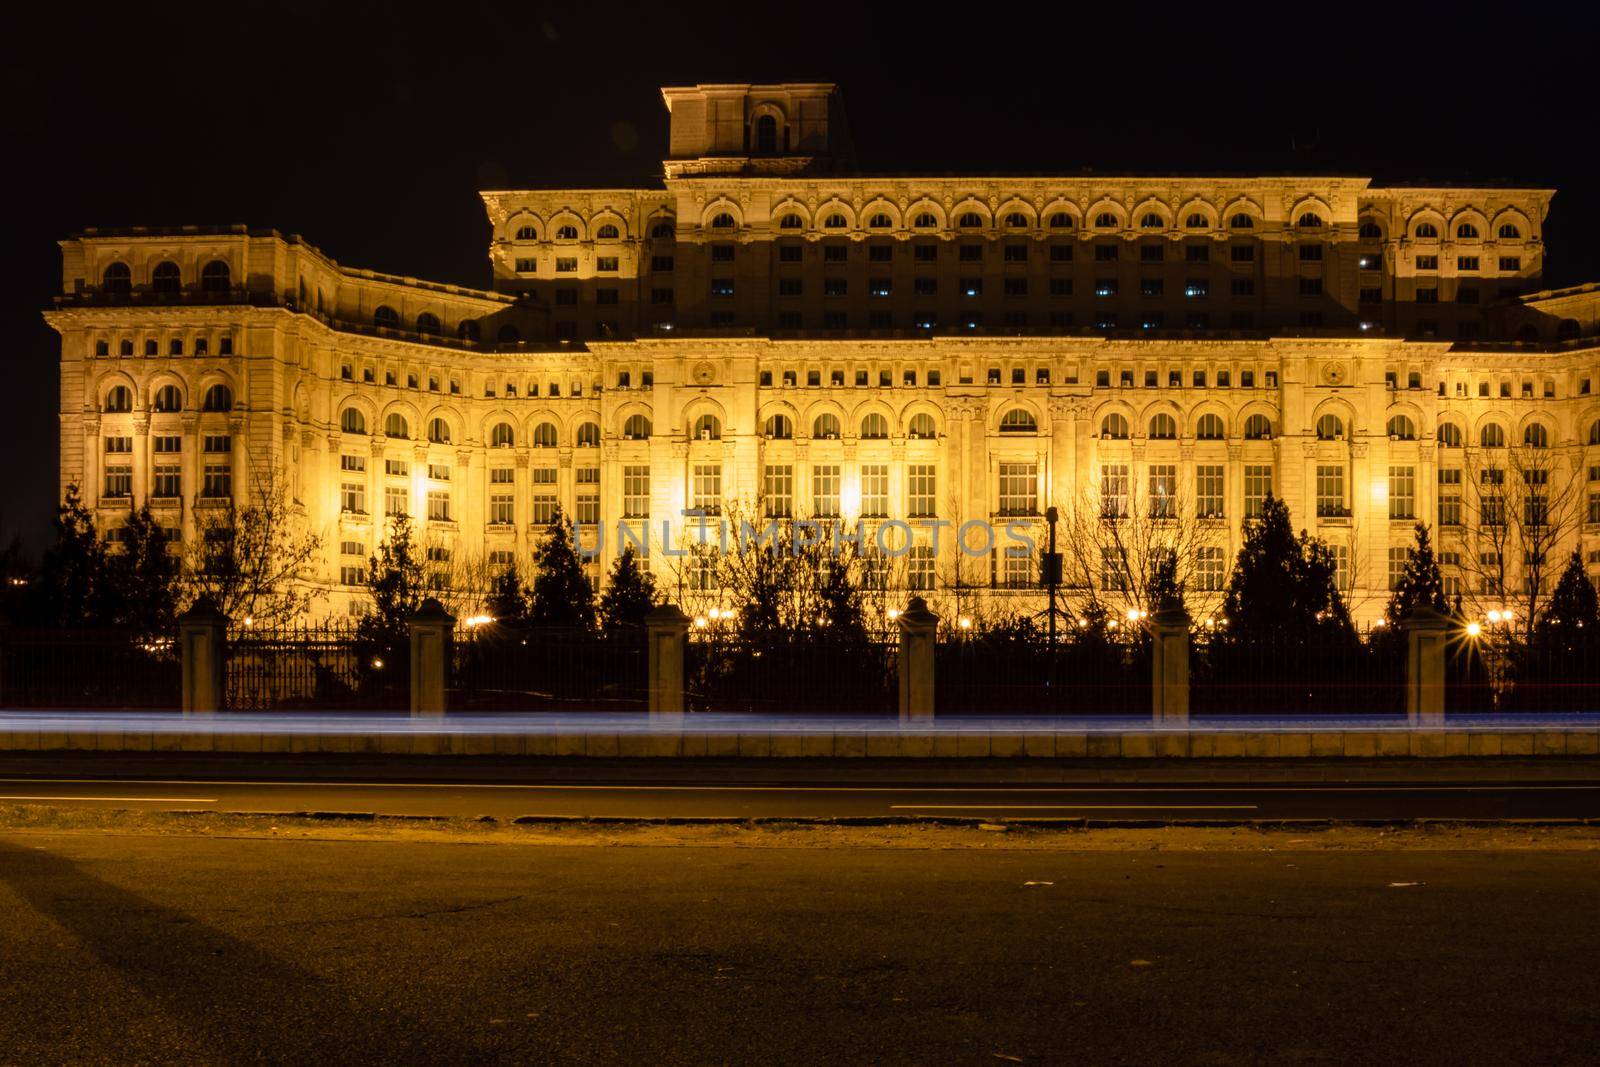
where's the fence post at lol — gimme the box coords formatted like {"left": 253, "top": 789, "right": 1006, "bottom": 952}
{"left": 178, "top": 597, "right": 227, "bottom": 714}
{"left": 408, "top": 598, "right": 455, "bottom": 716}
{"left": 645, "top": 603, "right": 690, "bottom": 717}
{"left": 1149, "top": 598, "right": 1191, "bottom": 725}
{"left": 1405, "top": 606, "right": 1450, "bottom": 726}
{"left": 897, "top": 596, "right": 939, "bottom": 722}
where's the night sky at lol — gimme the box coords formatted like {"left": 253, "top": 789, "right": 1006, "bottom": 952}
{"left": 6, "top": 2, "right": 1598, "bottom": 553}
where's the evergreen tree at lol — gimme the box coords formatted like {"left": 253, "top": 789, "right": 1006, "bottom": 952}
{"left": 35, "top": 485, "right": 109, "bottom": 627}
{"left": 1149, "top": 552, "right": 1183, "bottom": 610}
{"left": 529, "top": 506, "right": 596, "bottom": 629}
{"left": 814, "top": 551, "right": 868, "bottom": 643}
{"left": 598, "top": 546, "right": 658, "bottom": 631}
{"left": 107, "top": 506, "right": 180, "bottom": 637}
{"left": 1384, "top": 522, "right": 1449, "bottom": 625}
{"left": 354, "top": 514, "right": 427, "bottom": 687}
{"left": 1537, "top": 550, "right": 1600, "bottom": 644}
{"left": 485, "top": 566, "right": 533, "bottom": 626}
{"left": 1221, "top": 493, "right": 1354, "bottom": 645}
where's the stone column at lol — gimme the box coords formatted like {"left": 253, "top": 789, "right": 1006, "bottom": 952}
{"left": 897, "top": 596, "right": 939, "bottom": 722}
{"left": 1149, "top": 598, "right": 1191, "bottom": 725}
{"left": 178, "top": 597, "right": 227, "bottom": 715}
{"left": 1405, "top": 606, "right": 1450, "bottom": 726}
{"left": 645, "top": 603, "right": 690, "bottom": 717}
{"left": 407, "top": 597, "right": 455, "bottom": 716}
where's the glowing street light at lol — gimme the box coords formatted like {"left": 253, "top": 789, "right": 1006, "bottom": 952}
{"left": 1466, "top": 621, "right": 1482, "bottom": 638}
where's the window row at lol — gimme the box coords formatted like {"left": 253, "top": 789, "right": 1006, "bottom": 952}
{"left": 93, "top": 335, "right": 234, "bottom": 358}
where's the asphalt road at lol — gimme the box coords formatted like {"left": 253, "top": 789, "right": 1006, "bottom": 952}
{"left": 3, "top": 772, "right": 1600, "bottom": 820}
{"left": 2, "top": 831, "right": 1598, "bottom": 1064}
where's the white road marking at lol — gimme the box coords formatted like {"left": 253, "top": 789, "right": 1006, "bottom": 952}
{"left": 0, "top": 795, "right": 218, "bottom": 803}
{"left": 890, "top": 804, "right": 1259, "bottom": 811}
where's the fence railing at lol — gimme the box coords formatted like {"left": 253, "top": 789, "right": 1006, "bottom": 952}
{"left": 0, "top": 628, "right": 181, "bottom": 709}
{"left": 687, "top": 635, "right": 898, "bottom": 714}
{"left": 224, "top": 623, "right": 401, "bottom": 711}
{"left": 1450, "top": 636, "right": 1600, "bottom": 714}
{"left": 451, "top": 626, "right": 647, "bottom": 712}
{"left": 936, "top": 636, "right": 1151, "bottom": 716}
{"left": 1191, "top": 635, "right": 1406, "bottom": 716}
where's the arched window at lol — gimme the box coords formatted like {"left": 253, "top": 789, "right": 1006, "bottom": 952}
{"left": 152, "top": 385, "right": 182, "bottom": 412}
{"left": 1498, "top": 223, "right": 1522, "bottom": 240}
{"left": 1148, "top": 413, "right": 1177, "bottom": 439}
{"left": 1094, "top": 212, "right": 1118, "bottom": 228}
{"left": 200, "top": 260, "right": 231, "bottom": 292}
{"left": 531, "top": 422, "right": 558, "bottom": 448}
{"left": 1359, "top": 221, "right": 1383, "bottom": 240}
{"left": 385, "top": 413, "right": 410, "bottom": 439}
{"left": 102, "top": 262, "right": 131, "bottom": 294}
{"left": 694, "top": 414, "right": 723, "bottom": 441}
{"left": 1048, "top": 212, "right": 1073, "bottom": 229}
{"left": 754, "top": 114, "right": 778, "bottom": 154}
{"left": 764, "top": 414, "right": 792, "bottom": 439}
{"left": 374, "top": 305, "right": 398, "bottom": 328}
{"left": 415, "top": 312, "right": 440, "bottom": 335}
{"left": 103, "top": 385, "right": 133, "bottom": 412}
{"left": 203, "top": 384, "right": 233, "bottom": 412}
{"left": 457, "top": 319, "right": 480, "bottom": 342}
{"left": 1480, "top": 423, "right": 1505, "bottom": 448}
{"left": 1415, "top": 221, "right": 1439, "bottom": 239}
{"left": 860, "top": 413, "right": 889, "bottom": 439}
{"left": 1316, "top": 414, "right": 1344, "bottom": 440}
{"left": 1195, "top": 413, "right": 1225, "bottom": 440}
{"left": 1387, "top": 414, "right": 1416, "bottom": 440}
{"left": 907, "top": 413, "right": 937, "bottom": 440}
{"left": 428, "top": 418, "right": 451, "bottom": 444}
{"left": 1438, "top": 422, "right": 1463, "bottom": 448}
{"left": 1524, "top": 423, "right": 1549, "bottom": 449}
{"left": 1297, "top": 212, "right": 1324, "bottom": 228}
{"left": 999, "top": 408, "right": 1038, "bottom": 434}
{"left": 575, "top": 422, "right": 600, "bottom": 447}
{"left": 824, "top": 213, "right": 847, "bottom": 229}
{"left": 596, "top": 224, "right": 619, "bottom": 240}
{"left": 556, "top": 224, "right": 579, "bottom": 239}
{"left": 1140, "top": 212, "right": 1164, "bottom": 229}
{"left": 623, "top": 414, "right": 652, "bottom": 439}
{"left": 490, "top": 422, "right": 516, "bottom": 448}
{"left": 515, "top": 224, "right": 537, "bottom": 240}
{"left": 913, "top": 213, "right": 938, "bottom": 228}
{"left": 779, "top": 213, "right": 803, "bottom": 230}
{"left": 1589, "top": 419, "right": 1600, "bottom": 446}
{"left": 651, "top": 223, "right": 675, "bottom": 239}
{"left": 869, "top": 213, "right": 892, "bottom": 229}
{"left": 119, "top": 339, "right": 133, "bottom": 356}
{"left": 811, "top": 413, "right": 839, "bottom": 439}
{"left": 1004, "top": 212, "right": 1029, "bottom": 229}
{"left": 709, "top": 213, "right": 735, "bottom": 229}
{"left": 152, "top": 261, "right": 181, "bottom": 293}
{"left": 1229, "top": 213, "right": 1254, "bottom": 229}
{"left": 339, "top": 407, "right": 366, "bottom": 434}
{"left": 497, "top": 324, "right": 521, "bottom": 344}
{"left": 1558, "top": 319, "right": 1581, "bottom": 340}
{"left": 958, "top": 212, "right": 984, "bottom": 228}
{"left": 1456, "top": 222, "right": 1479, "bottom": 239}
{"left": 1100, "top": 413, "right": 1129, "bottom": 439}
{"left": 1244, "top": 414, "right": 1273, "bottom": 440}
{"left": 1185, "top": 213, "right": 1208, "bottom": 229}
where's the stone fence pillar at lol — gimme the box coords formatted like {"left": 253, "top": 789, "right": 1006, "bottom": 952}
{"left": 645, "top": 603, "right": 690, "bottom": 717}
{"left": 408, "top": 598, "right": 455, "bottom": 716}
{"left": 897, "top": 597, "right": 939, "bottom": 722}
{"left": 1405, "top": 607, "right": 1450, "bottom": 726}
{"left": 1149, "top": 598, "right": 1191, "bottom": 726}
{"left": 178, "top": 597, "right": 227, "bottom": 715}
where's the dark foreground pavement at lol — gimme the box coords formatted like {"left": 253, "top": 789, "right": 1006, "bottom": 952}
{"left": 2, "top": 827, "right": 1599, "bottom": 1064}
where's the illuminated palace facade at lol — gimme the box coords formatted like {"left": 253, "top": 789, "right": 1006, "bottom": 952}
{"left": 46, "top": 83, "right": 1600, "bottom": 622}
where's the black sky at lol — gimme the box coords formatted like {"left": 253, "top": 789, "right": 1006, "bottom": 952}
{"left": 5, "top": 1, "right": 1598, "bottom": 552}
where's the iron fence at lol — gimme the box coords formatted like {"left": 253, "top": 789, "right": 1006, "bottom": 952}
{"left": 1450, "top": 635, "right": 1600, "bottom": 713}
{"left": 936, "top": 635, "right": 1151, "bottom": 716}
{"left": 687, "top": 635, "right": 898, "bottom": 714}
{"left": 224, "top": 623, "right": 398, "bottom": 711}
{"left": 451, "top": 625, "right": 647, "bottom": 712}
{"left": 1191, "top": 635, "right": 1406, "bottom": 716}
{"left": 0, "top": 628, "right": 180, "bottom": 709}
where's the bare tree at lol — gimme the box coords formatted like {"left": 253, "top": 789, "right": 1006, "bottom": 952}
{"left": 183, "top": 466, "right": 323, "bottom": 626}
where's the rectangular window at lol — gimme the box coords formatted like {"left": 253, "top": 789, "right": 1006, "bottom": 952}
{"left": 1196, "top": 546, "right": 1224, "bottom": 591}
{"left": 908, "top": 545, "right": 935, "bottom": 591}
{"left": 710, "top": 279, "right": 734, "bottom": 298}
{"left": 428, "top": 464, "right": 450, "bottom": 481}
{"left": 1499, "top": 257, "right": 1521, "bottom": 272}
{"left": 386, "top": 459, "right": 409, "bottom": 477}
{"left": 1195, "top": 465, "right": 1224, "bottom": 519}
{"left": 340, "top": 453, "right": 366, "bottom": 473}
{"left": 763, "top": 464, "right": 793, "bottom": 518}
{"left": 859, "top": 464, "right": 889, "bottom": 518}
{"left": 203, "top": 435, "right": 230, "bottom": 454}
{"left": 1389, "top": 466, "right": 1416, "bottom": 519}
{"left": 1001, "top": 545, "right": 1032, "bottom": 589}
{"left": 427, "top": 490, "right": 451, "bottom": 522}
{"left": 341, "top": 481, "right": 366, "bottom": 514}
{"left": 692, "top": 464, "right": 722, "bottom": 516}
{"left": 1300, "top": 243, "right": 1323, "bottom": 261}
{"left": 1099, "top": 464, "right": 1128, "bottom": 519}
{"left": 575, "top": 492, "right": 599, "bottom": 524}
{"left": 651, "top": 255, "right": 674, "bottom": 272}
{"left": 1149, "top": 464, "right": 1177, "bottom": 519}
{"left": 999, "top": 463, "right": 1038, "bottom": 517}
{"left": 340, "top": 565, "right": 366, "bottom": 587}
{"left": 1331, "top": 545, "right": 1350, "bottom": 592}
{"left": 151, "top": 465, "right": 181, "bottom": 498}
{"left": 908, "top": 465, "right": 936, "bottom": 518}
{"left": 1457, "top": 256, "right": 1479, "bottom": 272}
{"left": 153, "top": 435, "right": 181, "bottom": 453}
{"left": 1416, "top": 255, "right": 1438, "bottom": 271}
{"left": 201, "top": 463, "right": 231, "bottom": 499}
{"left": 623, "top": 465, "right": 650, "bottom": 518}
{"left": 489, "top": 494, "right": 514, "bottom": 525}
{"left": 1439, "top": 469, "right": 1462, "bottom": 526}
{"left": 1231, "top": 244, "right": 1255, "bottom": 262}
{"left": 385, "top": 486, "right": 408, "bottom": 516}
{"left": 812, "top": 465, "right": 841, "bottom": 518}
{"left": 104, "top": 436, "right": 132, "bottom": 454}
{"left": 1389, "top": 547, "right": 1410, "bottom": 592}
{"left": 104, "top": 465, "right": 132, "bottom": 498}
{"left": 1244, "top": 466, "right": 1272, "bottom": 519}
{"left": 530, "top": 491, "right": 556, "bottom": 525}
{"left": 1004, "top": 243, "right": 1028, "bottom": 263}
{"left": 1316, "top": 466, "right": 1346, "bottom": 517}
{"left": 824, "top": 278, "right": 848, "bottom": 297}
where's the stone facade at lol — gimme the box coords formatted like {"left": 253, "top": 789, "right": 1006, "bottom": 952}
{"left": 44, "top": 83, "right": 1600, "bottom": 623}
